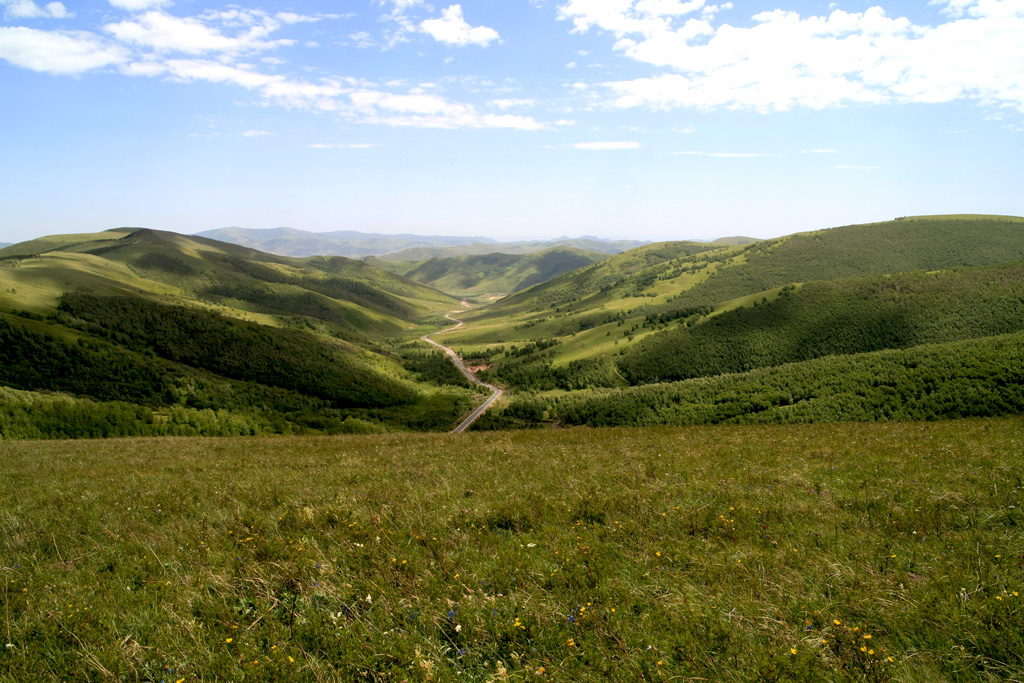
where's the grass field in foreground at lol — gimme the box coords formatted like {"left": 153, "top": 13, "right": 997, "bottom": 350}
{"left": 2, "top": 419, "right": 1022, "bottom": 682}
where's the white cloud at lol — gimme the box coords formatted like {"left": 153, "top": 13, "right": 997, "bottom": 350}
{"left": 561, "top": 0, "right": 1024, "bottom": 113}
{"left": 242, "top": 129, "right": 271, "bottom": 136}
{"left": 420, "top": 5, "right": 500, "bottom": 47}
{"left": 104, "top": 10, "right": 292, "bottom": 55}
{"left": 491, "top": 98, "right": 535, "bottom": 109}
{"left": 0, "top": 27, "right": 127, "bottom": 73}
{"left": 574, "top": 141, "right": 642, "bottom": 149}
{"left": 2, "top": 0, "right": 71, "bottom": 19}
{"left": 108, "top": 0, "right": 172, "bottom": 11}
{"left": 801, "top": 148, "right": 838, "bottom": 153}
{"left": 566, "top": 60, "right": 577, "bottom": 68}
{"left": 671, "top": 125, "right": 695, "bottom": 132}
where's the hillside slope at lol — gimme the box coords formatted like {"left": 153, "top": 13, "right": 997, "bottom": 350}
{"left": 371, "top": 246, "right": 610, "bottom": 298}
{"left": 0, "top": 229, "right": 476, "bottom": 436}
{"left": 197, "top": 226, "right": 491, "bottom": 258}
{"left": 0, "top": 227, "right": 456, "bottom": 339}
{"left": 197, "top": 226, "right": 649, "bottom": 259}
{"left": 448, "top": 215, "right": 1024, "bottom": 368}
{"left": 618, "top": 261, "right": 1024, "bottom": 383}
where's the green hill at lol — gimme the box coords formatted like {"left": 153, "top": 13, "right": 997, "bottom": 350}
{"left": 0, "top": 227, "right": 456, "bottom": 340}
{"left": 378, "top": 237, "right": 649, "bottom": 261}
{"left": 618, "top": 261, "right": 1024, "bottom": 384}
{"left": 196, "top": 226, "right": 491, "bottom": 258}
{"left": 0, "top": 228, "right": 479, "bottom": 436}
{"left": 196, "top": 226, "right": 648, "bottom": 259}
{"left": 445, "top": 215, "right": 1024, "bottom": 372}
{"left": 371, "top": 246, "right": 611, "bottom": 298}
{"left": 542, "top": 330, "right": 1024, "bottom": 427}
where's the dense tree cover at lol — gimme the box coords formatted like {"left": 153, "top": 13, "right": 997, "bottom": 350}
{"left": 0, "top": 387, "right": 268, "bottom": 439}
{"left": 618, "top": 262, "right": 1024, "bottom": 383}
{"left": 0, "top": 317, "right": 173, "bottom": 404}
{"left": 468, "top": 394, "right": 548, "bottom": 430}
{"left": 58, "top": 293, "right": 418, "bottom": 408}
{"left": 478, "top": 356, "right": 623, "bottom": 392}
{"left": 393, "top": 344, "right": 473, "bottom": 388}
{"left": 550, "top": 331, "right": 1024, "bottom": 427}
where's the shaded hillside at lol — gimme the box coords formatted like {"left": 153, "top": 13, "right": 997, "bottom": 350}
{"left": 618, "top": 261, "right": 1024, "bottom": 383}
{"left": 543, "top": 331, "right": 1024, "bottom": 427}
{"left": 373, "top": 247, "right": 610, "bottom": 297}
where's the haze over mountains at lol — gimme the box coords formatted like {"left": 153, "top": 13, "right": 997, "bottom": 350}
{"left": 2, "top": 214, "right": 1024, "bottom": 438}
{"left": 197, "top": 226, "right": 651, "bottom": 259}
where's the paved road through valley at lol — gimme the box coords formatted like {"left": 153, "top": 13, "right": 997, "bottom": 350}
{"left": 422, "top": 311, "right": 503, "bottom": 433}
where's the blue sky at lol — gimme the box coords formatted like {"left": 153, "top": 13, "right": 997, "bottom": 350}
{"left": 1, "top": 0, "right": 1022, "bottom": 244}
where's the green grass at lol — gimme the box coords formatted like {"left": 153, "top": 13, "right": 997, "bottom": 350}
{"left": 2, "top": 419, "right": 1022, "bottom": 681}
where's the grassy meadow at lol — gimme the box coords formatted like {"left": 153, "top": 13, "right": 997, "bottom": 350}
{"left": 2, "top": 418, "right": 1022, "bottom": 681}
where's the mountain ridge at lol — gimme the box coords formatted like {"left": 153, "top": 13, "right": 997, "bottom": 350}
{"left": 196, "top": 226, "right": 652, "bottom": 258}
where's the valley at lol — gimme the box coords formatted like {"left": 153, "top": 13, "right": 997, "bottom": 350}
{"left": 3, "top": 214, "right": 1024, "bottom": 437}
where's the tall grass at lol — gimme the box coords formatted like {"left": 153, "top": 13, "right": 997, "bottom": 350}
{"left": 2, "top": 418, "right": 1022, "bottom": 681}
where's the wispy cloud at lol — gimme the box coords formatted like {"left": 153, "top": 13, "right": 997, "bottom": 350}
{"left": 834, "top": 165, "right": 879, "bottom": 170}
{"left": 801, "top": 148, "right": 838, "bottom": 154}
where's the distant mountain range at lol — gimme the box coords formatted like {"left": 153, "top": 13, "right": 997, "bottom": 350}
{"left": 196, "top": 226, "right": 653, "bottom": 258}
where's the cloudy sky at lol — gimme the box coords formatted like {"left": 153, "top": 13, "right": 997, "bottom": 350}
{"left": 1, "top": 0, "right": 1022, "bottom": 244}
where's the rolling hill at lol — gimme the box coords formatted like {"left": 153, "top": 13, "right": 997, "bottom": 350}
{"left": 198, "top": 226, "right": 650, "bottom": 259}
{"left": 0, "top": 228, "right": 480, "bottom": 437}
{"left": 376, "top": 237, "right": 652, "bottom": 261}
{"left": 196, "top": 226, "right": 492, "bottom": 258}
{"left": 369, "top": 246, "right": 611, "bottom": 299}
{"left": 426, "top": 215, "right": 1024, "bottom": 427}
{"left": 448, "top": 215, "right": 1024, "bottom": 358}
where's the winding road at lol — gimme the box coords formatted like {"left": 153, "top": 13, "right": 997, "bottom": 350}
{"left": 422, "top": 311, "right": 503, "bottom": 433}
